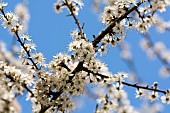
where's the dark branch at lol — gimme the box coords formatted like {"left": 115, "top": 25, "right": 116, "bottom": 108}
{"left": 92, "top": 2, "right": 143, "bottom": 47}
{"left": 0, "top": 8, "right": 39, "bottom": 70}
{"left": 122, "top": 81, "right": 166, "bottom": 94}
{"left": 65, "top": 0, "right": 84, "bottom": 35}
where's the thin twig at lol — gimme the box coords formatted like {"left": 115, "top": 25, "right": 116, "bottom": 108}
{"left": 122, "top": 81, "right": 166, "bottom": 94}
{"left": 65, "top": 0, "right": 83, "bottom": 35}
{"left": 15, "top": 31, "right": 39, "bottom": 70}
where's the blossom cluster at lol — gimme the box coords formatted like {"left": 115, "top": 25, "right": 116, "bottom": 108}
{"left": 0, "top": 43, "right": 35, "bottom": 112}
{"left": 96, "top": 83, "right": 139, "bottom": 113}
{"left": 69, "top": 31, "right": 95, "bottom": 62}
{"left": 95, "top": 0, "right": 170, "bottom": 55}
{"left": 0, "top": 1, "right": 116, "bottom": 112}
{"left": 0, "top": 0, "right": 170, "bottom": 113}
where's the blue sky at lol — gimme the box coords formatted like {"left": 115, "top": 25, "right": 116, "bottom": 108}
{"left": 1, "top": 0, "right": 170, "bottom": 113}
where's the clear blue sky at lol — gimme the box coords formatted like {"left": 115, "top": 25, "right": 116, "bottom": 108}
{"left": 1, "top": 0, "right": 170, "bottom": 113}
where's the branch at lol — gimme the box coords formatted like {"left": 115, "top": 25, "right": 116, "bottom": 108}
{"left": 39, "top": 61, "right": 84, "bottom": 113}
{"left": 95, "top": 103, "right": 99, "bottom": 113}
{"left": 81, "top": 66, "right": 167, "bottom": 94}
{"left": 55, "top": 61, "right": 167, "bottom": 97}
{"left": 64, "top": 0, "right": 84, "bottom": 35}
{"left": 39, "top": 105, "right": 50, "bottom": 113}
{"left": 92, "top": 2, "right": 143, "bottom": 47}
{"left": 82, "top": 66, "right": 109, "bottom": 79}
{"left": 15, "top": 31, "right": 39, "bottom": 70}
{"left": 122, "top": 81, "right": 166, "bottom": 94}
{"left": 36, "top": 2, "right": 87, "bottom": 107}
{"left": 81, "top": 64, "right": 166, "bottom": 94}
{"left": 1, "top": 69, "right": 35, "bottom": 96}
{"left": 0, "top": 8, "right": 39, "bottom": 70}
{"left": 51, "top": 61, "right": 84, "bottom": 99}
